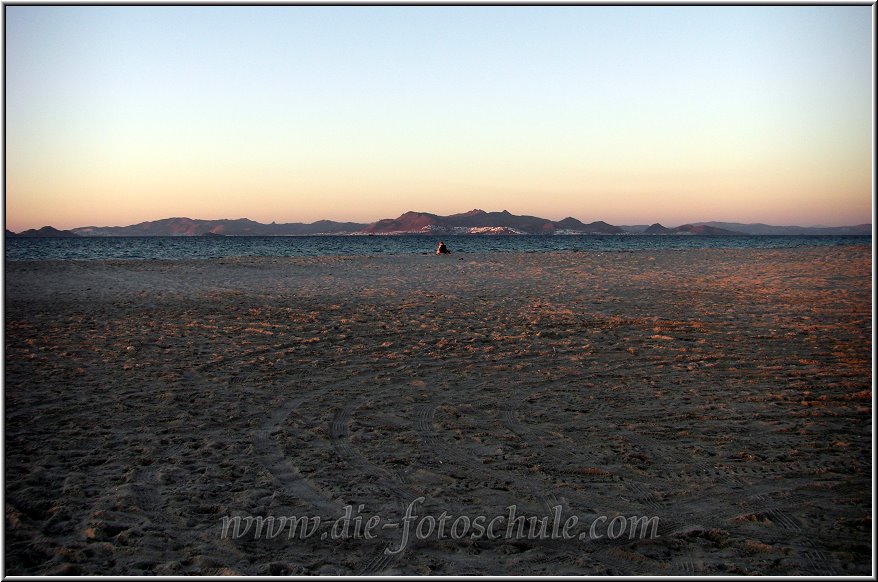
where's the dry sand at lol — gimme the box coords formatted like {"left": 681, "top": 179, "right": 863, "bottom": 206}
{"left": 4, "top": 247, "right": 872, "bottom": 575}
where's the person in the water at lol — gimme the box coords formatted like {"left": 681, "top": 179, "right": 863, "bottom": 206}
{"left": 436, "top": 241, "right": 451, "bottom": 255}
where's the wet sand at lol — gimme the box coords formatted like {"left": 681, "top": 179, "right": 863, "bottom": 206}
{"left": 4, "top": 247, "right": 872, "bottom": 575}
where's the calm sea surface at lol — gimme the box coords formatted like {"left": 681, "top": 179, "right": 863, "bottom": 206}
{"left": 5, "top": 235, "right": 871, "bottom": 261}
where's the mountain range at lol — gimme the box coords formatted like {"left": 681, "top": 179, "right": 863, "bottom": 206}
{"left": 67, "top": 217, "right": 365, "bottom": 237}
{"left": 5, "top": 211, "right": 872, "bottom": 237}
{"left": 362, "top": 209, "right": 623, "bottom": 235}
{"left": 641, "top": 223, "right": 743, "bottom": 235}
{"left": 620, "top": 221, "right": 872, "bottom": 236}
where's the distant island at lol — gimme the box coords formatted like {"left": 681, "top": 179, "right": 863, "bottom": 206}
{"left": 7, "top": 226, "right": 79, "bottom": 238}
{"left": 5, "top": 210, "right": 872, "bottom": 237}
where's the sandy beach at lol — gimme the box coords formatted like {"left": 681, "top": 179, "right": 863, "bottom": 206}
{"left": 4, "top": 246, "right": 872, "bottom": 575}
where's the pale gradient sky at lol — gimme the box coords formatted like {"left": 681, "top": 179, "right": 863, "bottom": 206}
{"left": 5, "top": 6, "right": 873, "bottom": 231}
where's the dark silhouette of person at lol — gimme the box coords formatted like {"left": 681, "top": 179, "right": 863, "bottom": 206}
{"left": 436, "top": 241, "right": 450, "bottom": 255}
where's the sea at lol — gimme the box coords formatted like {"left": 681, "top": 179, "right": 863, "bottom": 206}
{"left": 4, "top": 234, "right": 871, "bottom": 261}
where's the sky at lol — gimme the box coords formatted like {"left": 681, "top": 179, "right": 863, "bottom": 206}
{"left": 4, "top": 5, "right": 873, "bottom": 231}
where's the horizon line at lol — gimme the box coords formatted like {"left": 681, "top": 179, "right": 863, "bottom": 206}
{"left": 6, "top": 209, "right": 873, "bottom": 234}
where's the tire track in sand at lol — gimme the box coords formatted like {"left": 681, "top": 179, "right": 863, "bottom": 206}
{"left": 255, "top": 371, "right": 408, "bottom": 575}
{"left": 500, "top": 396, "right": 686, "bottom": 535}
{"left": 254, "top": 395, "right": 342, "bottom": 517}
{"left": 415, "top": 398, "right": 567, "bottom": 517}
{"left": 324, "top": 376, "right": 427, "bottom": 575}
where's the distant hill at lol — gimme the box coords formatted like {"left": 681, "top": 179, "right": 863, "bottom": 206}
{"left": 554, "top": 217, "right": 621, "bottom": 234}
{"left": 619, "top": 222, "right": 872, "bottom": 235}
{"left": 362, "top": 209, "right": 624, "bottom": 235}
{"left": 618, "top": 225, "right": 650, "bottom": 233}
{"left": 9, "top": 226, "right": 79, "bottom": 238}
{"left": 365, "top": 211, "right": 444, "bottom": 234}
{"left": 691, "top": 222, "right": 872, "bottom": 236}
{"left": 643, "top": 223, "right": 676, "bottom": 235}
{"left": 674, "top": 224, "right": 745, "bottom": 235}
{"left": 642, "top": 223, "right": 744, "bottom": 235}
